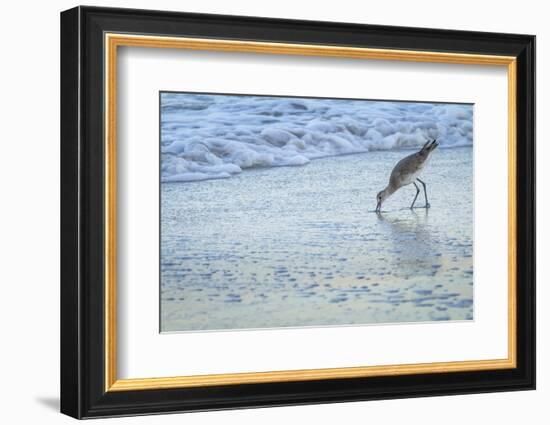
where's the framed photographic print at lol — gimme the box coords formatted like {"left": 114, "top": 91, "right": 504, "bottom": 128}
{"left": 60, "top": 6, "right": 536, "bottom": 419}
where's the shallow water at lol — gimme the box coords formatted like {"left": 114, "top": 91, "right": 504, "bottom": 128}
{"left": 161, "top": 147, "right": 473, "bottom": 332}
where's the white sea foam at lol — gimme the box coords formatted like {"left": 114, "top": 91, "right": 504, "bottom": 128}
{"left": 161, "top": 93, "right": 473, "bottom": 182}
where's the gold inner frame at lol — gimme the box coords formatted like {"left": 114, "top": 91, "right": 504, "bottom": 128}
{"left": 104, "top": 33, "right": 517, "bottom": 392}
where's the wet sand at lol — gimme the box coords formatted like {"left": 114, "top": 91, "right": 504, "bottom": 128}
{"left": 161, "top": 147, "right": 473, "bottom": 332}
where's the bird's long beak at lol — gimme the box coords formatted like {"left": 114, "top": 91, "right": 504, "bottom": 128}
{"left": 376, "top": 201, "right": 381, "bottom": 213}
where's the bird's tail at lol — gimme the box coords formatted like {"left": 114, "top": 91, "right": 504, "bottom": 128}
{"left": 420, "top": 139, "right": 439, "bottom": 153}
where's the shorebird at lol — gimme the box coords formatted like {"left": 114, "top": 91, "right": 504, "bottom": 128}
{"left": 375, "top": 139, "right": 439, "bottom": 213}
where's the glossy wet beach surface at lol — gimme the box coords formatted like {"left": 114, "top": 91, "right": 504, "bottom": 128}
{"left": 161, "top": 147, "right": 473, "bottom": 332}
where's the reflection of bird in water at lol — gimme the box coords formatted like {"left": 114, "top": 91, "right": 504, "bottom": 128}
{"left": 376, "top": 210, "right": 439, "bottom": 272}
{"left": 376, "top": 209, "right": 430, "bottom": 240}
{"left": 376, "top": 140, "right": 439, "bottom": 213}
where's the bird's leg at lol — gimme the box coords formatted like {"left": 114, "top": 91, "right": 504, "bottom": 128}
{"left": 410, "top": 182, "right": 420, "bottom": 209}
{"left": 417, "top": 178, "right": 430, "bottom": 208}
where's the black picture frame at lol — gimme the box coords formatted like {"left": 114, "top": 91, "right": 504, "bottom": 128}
{"left": 61, "top": 5, "right": 535, "bottom": 419}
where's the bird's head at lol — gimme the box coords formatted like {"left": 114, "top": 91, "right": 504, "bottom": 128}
{"left": 376, "top": 188, "right": 391, "bottom": 213}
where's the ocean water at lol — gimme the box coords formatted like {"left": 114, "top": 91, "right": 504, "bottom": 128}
{"left": 161, "top": 93, "right": 473, "bottom": 183}
{"left": 161, "top": 147, "right": 473, "bottom": 332}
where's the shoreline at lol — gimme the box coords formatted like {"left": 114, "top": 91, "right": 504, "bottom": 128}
{"left": 161, "top": 144, "right": 474, "bottom": 185}
{"left": 161, "top": 147, "right": 474, "bottom": 332}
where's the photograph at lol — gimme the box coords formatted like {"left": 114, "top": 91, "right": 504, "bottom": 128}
{"left": 160, "top": 92, "right": 474, "bottom": 332}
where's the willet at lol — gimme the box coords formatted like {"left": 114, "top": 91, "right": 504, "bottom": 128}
{"left": 375, "top": 139, "right": 439, "bottom": 213}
